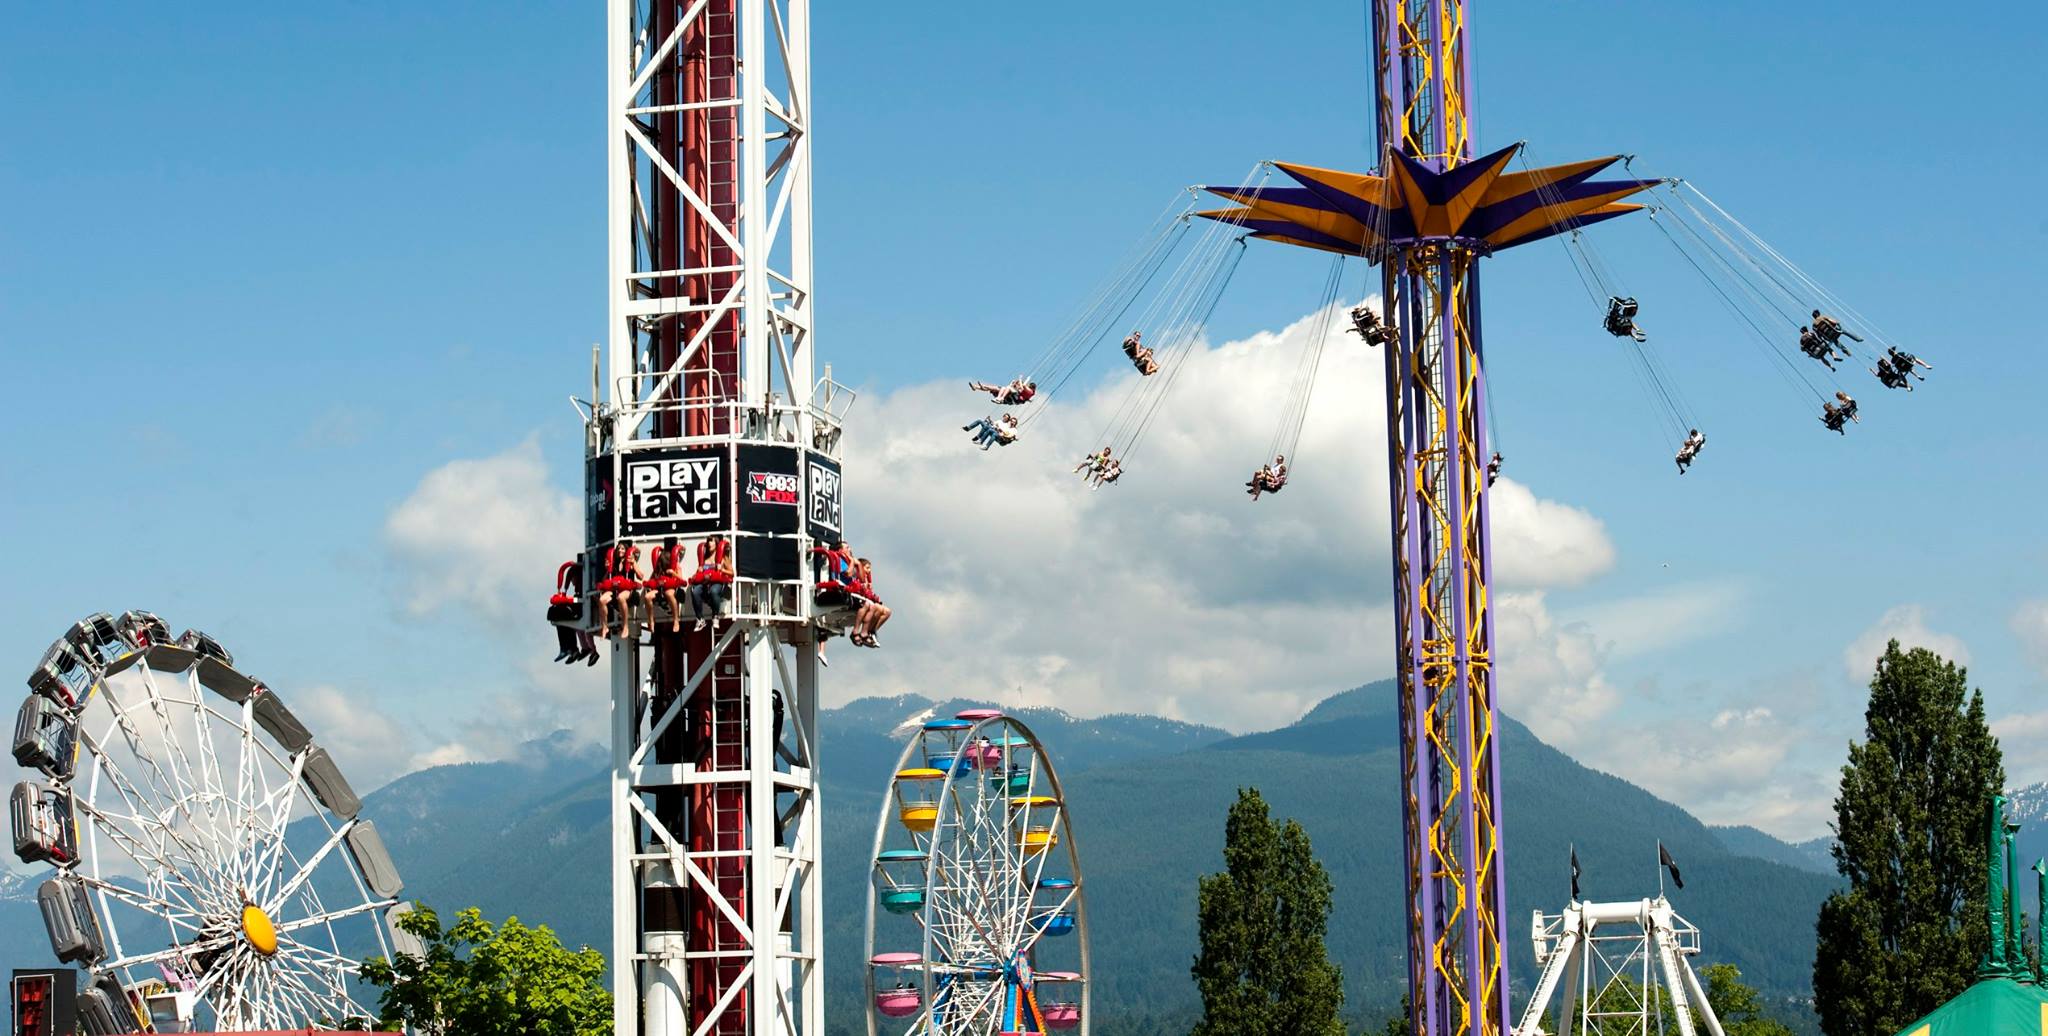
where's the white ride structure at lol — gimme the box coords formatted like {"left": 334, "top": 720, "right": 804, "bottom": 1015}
{"left": 864, "top": 712, "right": 1089, "bottom": 1036}
{"left": 1512, "top": 897, "right": 1726, "bottom": 1036}
{"left": 10, "top": 611, "right": 409, "bottom": 1033}
{"left": 588, "top": 0, "right": 837, "bottom": 1033}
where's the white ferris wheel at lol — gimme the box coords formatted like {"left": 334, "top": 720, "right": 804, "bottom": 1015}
{"left": 864, "top": 710, "right": 1090, "bottom": 1036}
{"left": 10, "top": 611, "right": 412, "bottom": 1033}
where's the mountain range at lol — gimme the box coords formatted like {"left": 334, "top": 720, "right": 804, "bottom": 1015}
{"left": 8, "top": 683, "right": 2044, "bottom": 1035}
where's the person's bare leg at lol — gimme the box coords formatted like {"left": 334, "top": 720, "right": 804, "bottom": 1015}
{"left": 641, "top": 590, "right": 658, "bottom": 634}
{"left": 596, "top": 592, "right": 614, "bottom": 639}
{"left": 664, "top": 588, "right": 681, "bottom": 633}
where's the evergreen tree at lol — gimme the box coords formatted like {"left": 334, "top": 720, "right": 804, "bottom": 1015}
{"left": 1375, "top": 995, "right": 1413, "bottom": 1036}
{"left": 1698, "top": 963, "right": 1794, "bottom": 1036}
{"left": 1812, "top": 641, "right": 2004, "bottom": 1036}
{"left": 356, "top": 904, "right": 612, "bottom": 1036}
{"left": 1190, "top": 788, "right": 1346, "bottom": 1036}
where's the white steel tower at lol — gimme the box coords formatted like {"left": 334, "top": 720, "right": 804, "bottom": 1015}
{"left": 578, "top": 1, "right": 842, "bottom": 1033}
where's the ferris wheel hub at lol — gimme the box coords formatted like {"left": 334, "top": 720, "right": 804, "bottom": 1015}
{"left": 240, "top": 903, "right": 280, "bottom": 957}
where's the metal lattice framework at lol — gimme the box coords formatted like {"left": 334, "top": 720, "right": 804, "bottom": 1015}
{"left": 864, "top": 714, "right": 1089, "bottom": 1036}
{"left": 599, "top": 1, "right": 833, "bottom": 1034}
{"left": 11, "top": 612, "right": 406, "bottom": 1032}
{"left": 1512, "top": 898, "right": 1726, "bottom": 1036}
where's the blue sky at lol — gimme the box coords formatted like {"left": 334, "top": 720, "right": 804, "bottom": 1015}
{"left": 4, "top": 1, "right": 2046, "bottom": 838}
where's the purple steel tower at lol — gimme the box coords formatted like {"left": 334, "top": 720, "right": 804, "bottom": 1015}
{"left": 1197, "top": 4, "right": 1657, "bottom": 1034}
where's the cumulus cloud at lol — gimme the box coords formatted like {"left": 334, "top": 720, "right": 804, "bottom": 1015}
{"left": 1487, "top": 480, "right": 1614, "bottom": 588}
{"left": 365, "top": 306, "right": 1609, "bottom": 760}
{"left": 2008, "top": 600, "right": 2048, "bottom": 677}
{"left": 1992, "top": 710, "right": 2048, "bottom": 789}
{"left": 385, "top": 435, "right": 580, "bottom": 626}
{"left": 289, "top": 684, "right": 473, "bottom": 792}
{"left": 382, "top": 437, "right": 605, "bottom": 764}
{"left": 828, "top": 302, "right": 1618, "bottom": 731}
{"left": 1493, "top": 591, "right": 1621, "bottom": 747}
{"left": 1841, "top": 604, "right": 1970, "bottom": 682}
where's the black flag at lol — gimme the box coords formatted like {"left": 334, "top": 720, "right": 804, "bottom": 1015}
{"left": 1570, "top": 845, "right": 1581, "bottom": 900}
{"left": 1659, "top": 842, "right": 1684, "bottom": 890}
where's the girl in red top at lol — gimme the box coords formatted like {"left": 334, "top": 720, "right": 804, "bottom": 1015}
{"left": 688, "top": 535, "right": 736, "bottom": 631}
{"left": 641, "top": 537, "right": 688, "bottom": 634}
{"left": 595, "top": 542, "right": 641, "bottom": 639}
{"left": 847, "top": 554, "right": 892, "bottom": 648}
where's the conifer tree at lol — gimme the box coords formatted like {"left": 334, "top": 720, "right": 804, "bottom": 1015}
{"left": 1812, "top": 641, "right": 2004, "bottom": 1036}
{"left": 1190, "top": 788, "right": 1346, "bottom": 1036}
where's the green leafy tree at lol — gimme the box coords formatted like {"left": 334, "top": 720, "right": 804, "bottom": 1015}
{"left": 1698, "top": 963, "right": 1794, "bottom": 1036}
{"left": 357, "top": 904, "right": 612, "bottom": 1036}
{"left": 1375, "top": 995, "right": 1413, "bottom": 1036}
{"left": 1190, "top": 788, "right": 1345, "bottom": 1036}
{"left": 1812, "top": 641, "right": 2004, "bottom": 1036}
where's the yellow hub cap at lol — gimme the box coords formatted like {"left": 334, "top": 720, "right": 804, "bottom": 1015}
{"left": 241, "top": 904, "right": 279, "bottom": 956}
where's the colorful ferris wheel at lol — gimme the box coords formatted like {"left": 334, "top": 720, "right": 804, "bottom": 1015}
{"left": 863, "top": 709, "right": 1089, "bottom": 1036}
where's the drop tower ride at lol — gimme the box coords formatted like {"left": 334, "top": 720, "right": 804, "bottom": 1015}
{"left": 586, "top": 1, "right": 839, "bottom": 1033}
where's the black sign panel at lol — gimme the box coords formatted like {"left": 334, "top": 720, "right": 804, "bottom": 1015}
{"left": 736, "top": 537, "right": 802, "bottom": 581}
{"left": 620, "top": 447, "right": 728, "bottom": 537}
{"left": 735, "top": 444, "right": 802, "bottom": 535}
{"left": 806, "top": 455, "right": 842, "bottom": 543}
{"left": 585, "top": 454, "right": 617, "bottom": 548}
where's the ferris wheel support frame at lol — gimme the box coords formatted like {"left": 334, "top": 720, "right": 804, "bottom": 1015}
{"left": 601, "top": 0, "right": 829, "bottom": 1033}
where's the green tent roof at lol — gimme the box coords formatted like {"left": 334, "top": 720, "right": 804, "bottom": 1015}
{"left": 1892, "top": 978, "right": 2048, "bottom": 1036}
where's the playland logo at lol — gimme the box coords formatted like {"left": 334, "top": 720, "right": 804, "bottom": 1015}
{"left": 747, "top": 471, "right": 800, "bottom": 506}
{"left": 807, "top": 461, "right": 841, "bottom": 532}
{"left": 626, "top": 456, "right": 722, "bottom": 521}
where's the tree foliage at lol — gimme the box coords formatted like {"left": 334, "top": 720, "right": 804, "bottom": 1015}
{"left": 1190, "top": 788, "right": 1346, "bottom": 1036}
{"left": 357, "top": 904, "right": 612, "bottom": 1036}
{"left": 1812, "top": 641, "right": 2004, "bottom": 1036}
{"left": 1699, "top": 963, "right": 1795, "bottom": 1036}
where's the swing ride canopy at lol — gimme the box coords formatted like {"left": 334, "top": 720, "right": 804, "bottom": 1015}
{"left": 1197, "top": 142, "right": 1658, "bottom": 254}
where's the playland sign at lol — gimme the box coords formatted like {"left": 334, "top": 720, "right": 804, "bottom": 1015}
{"left": 619, "top": 447, "right": 727, "bottom": 536}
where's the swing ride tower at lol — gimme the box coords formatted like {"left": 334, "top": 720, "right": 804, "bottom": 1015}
{"left": 1197, "top": 5, "right": 1659, "bottom": 1035}
{"left": 586, "top": 1, "right": 842, "bottom": 1033}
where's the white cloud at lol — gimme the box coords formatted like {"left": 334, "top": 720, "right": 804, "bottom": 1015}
{"left": 2008, "top": 599, "right": 2048, "bottom": 677}
{"left": 1564, "top": 579, "right": 1746, "bottom": 661}
{"left": 1841, "top": 604, "right": 1970, "bottom": 682}
{"left": 382, "top": 438, "right": 605, "bottom": 766}
{"left": 290, "top": 684, "right": 473, "bottom": 793}
{"left": 1993, "top": 710, "right": 2048, "bottom": 789}
{"left": 1493, "top": 591, "right": 1622, "bottom": 747}
{"left": 829, "top": 302, "right": 1617, "bottom": 731}
{"left": 384, "top": 435, "right": 580, "bottom": 626}
{"left": 1487, "top": 479, "right": 1614, "bottom": 588}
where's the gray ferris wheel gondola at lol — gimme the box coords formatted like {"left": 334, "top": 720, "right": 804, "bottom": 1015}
{"left": 8, "top": 612, "right": 415, "bottom": 1032}
{"left": 864, "top": 709, "right": 1090, "bottom": 1035}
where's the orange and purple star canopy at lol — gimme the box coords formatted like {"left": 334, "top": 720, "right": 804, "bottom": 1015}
{"left": 1198, "top": 143, "right": 1658, "bottom": 255}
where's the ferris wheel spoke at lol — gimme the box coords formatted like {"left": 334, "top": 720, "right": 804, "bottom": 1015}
{"left": 270, "top": 897, "right": 390, "bottom": 938}
{"left": 73, "top": 873, "right": 208, "bottom": 928}
{"left": 269, "top": 954, "right": 354, "bottom": 1023}
{"left": 264, "top": 818, "right": 360, "bottom": 913}
{"left": 246, "top": 750, "right": 312, "bottom": 904}
{"left": 88, "top": 692, "right": 237, "bottom": 897}
{"left": 133, "top": 665, "right": 211, "bottom": 833}
{"left": 104, "top": 930, "right": 237, "bottom": 973}
{"left": 72, "top": 797, "right": 222, "bottom": 918}
{"left": 188, "top": 690, "right": 234, "bottom": 851}
{"left": 76, "top": 725, "right": 220, "bottom": 880}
